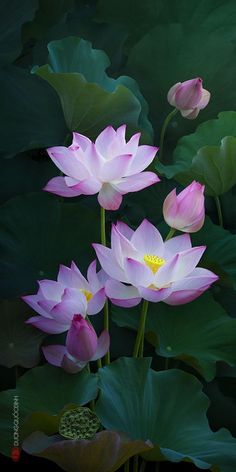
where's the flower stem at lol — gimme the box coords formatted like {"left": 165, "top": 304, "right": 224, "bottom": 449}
{"left": 100, "top": 206, "right": 110, "bottom": 365}
{"left": 165, "top": 227, "right": 176, "bottom": 241}
{"left": 101, "top": 206, "right": 107, "bottom": 246}
{"left": 133, "top": 455, "right": 139, "bottom": 472}
{"left": 124, "top": 460, "right": 130, "bottom": 472}
{"left": 159, "top": 108, "right": 178, "bottom": 162}
{"left": 214, "top": 196, "right": 223, "bottom": 227}
{"left": 133, "top": 300, "right": 149, "bottom": 358}
{"left": 140, "top": 460, "right": 146, "bottom": 472}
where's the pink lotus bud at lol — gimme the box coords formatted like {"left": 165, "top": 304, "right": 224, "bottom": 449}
{"left": 167, "top": 78, "right": 210, "bottom": 119}
{"left": 163, "top": 181, "right": 205, "bottom": 233}
{"left": 66, "top": 315, "right": 98, "bottom": 361}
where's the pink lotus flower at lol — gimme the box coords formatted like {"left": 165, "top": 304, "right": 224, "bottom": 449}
{"left": 167, "top": 78, "right": 210, "bottom": 119}
{"left": 43, "top": 315, "right": 110, "bottom": 373}
{"left": 22, "top": 260, "right": 108, "bottom": 333}
{"left": 163, "top": 181, "right": 205, "bottom": 233}
{"left": 44, "top": 125, "right": 160, "bottom": 210}
{"left": 93, "top": 220, "right": 218, "bottom": 306}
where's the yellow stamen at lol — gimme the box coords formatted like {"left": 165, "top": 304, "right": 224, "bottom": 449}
{"left": 80, "top": 289, "right": 93, "bottom": 302}
{"left": 143, "top": 254, "right": 166, "bottom": 273}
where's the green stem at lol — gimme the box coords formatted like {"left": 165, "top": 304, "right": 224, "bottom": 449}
{"left": 165, "top": 358, "right": 169, "bottom": 370}
{"left": 139, "top": 460, "right": 146, "bottom": 472}
{"left": 97, "top": 358, "right": 102, "bottom": 369}
{"left": 124, "top": 460, "right": 130, "bottom": 472}
{"left": 133, "top": 456, "right": 139, "bottom": 472}
{"left": 100, "top": 206, "right": 110, "bottom": 365}
{"left": 133, "top": 300, "right": 149, "bottom": 358}
{"left": 214, "top": 196, "right": 223, "bottom": 227}
{"left": 159, "top": 108, "right": 178, "bottom": 163}
{"left": 165, "top": 227, "right": 176, "bottom": 241}
{"left": 101, "top": 206, "right": 107, "bottom": 246}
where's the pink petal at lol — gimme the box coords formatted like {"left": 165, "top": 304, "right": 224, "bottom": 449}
{"left": 131, "top": 219, "right": 164, "bottom": 256}
{"left": 98, "top": 184, "right": 123, "bottom": 210}
{"left": 92, "top": 244, "right": 126, "bottom": 282}
{"left": 111, "top": 225, "right": 139, "bottom": 264}
{"left": 70, "top": 262, "right": 89, "bottom": 290}
{"left": 87, "top": 287, "right": 106, "bottom": 315}
{"left": 113, "top": 172, "right": 160, "bottom": 195}
{"left": 66, "top": 316, "right": 97, "bottom": 361}
{"left": 57, "top": 264, "right": 73, "bottom": 287}
{"left": 87, "top": 260, "right": 100, "bottom": 291}
{"left": 91, "top": 330, "right": 110, "bottom": 361}
{"left": 175, "top": 78, "right": 203, "bottom": 110}
{"left": 124, "top": 258, "right": 153, "bottom": 287}
{"left": 62, "top": 355, "right": 85, "bottom": 373}
{"left": 164, "top": 234, "right": 192, "bottom": 258}
{"left": 164, "top": 289, "right": 207, "bottom": 305}
{"left": 123, "top": 132, "right": 141, "bottom": 154}
{"left": 83, "top": 142, "right": 103, "bottom": 177}
{"left": 26, "top": 316, "right": 68, "bottom": 333}
{"left": 71, "top": 132, "right": 91, "bottom": 151}
{"left": 51, "top": 288, "right": 87, "bottom": 320}
{"left": 167, "top": 82, "right": 181, "bottom": 106}
{"left": 155, "top": 246, "right": 206, "bottom": 287}
{"left": 38, "top": 280, "right": 64, "bottom": 302}
{"left": 47, "top": 147, "right": 89, "bottom": 180}
{"left": 22, "top": 294, "right": 52, "bottom": 318}
{"left": 105, "top": 279, "right": 141, "bottom": 307}
{"left": 100, "top": 154, "right": 133, "bottom": 181}
{"left": 42, "top": 345, "right": 67, "bottom": 367}
{"left": 126, "top": 145, "right": 158, "bottom": 176}
{"left": 181, "top": 108, "right": 200, "bottom": 119}
{"left": 163, "top": 189, "right": 178, "bottom": 225}
{"left": 95, "top": 126, "right": 116, "bottom": 156}
{"left": 116, "top": 124, "right": 126, "bottom": 143}
{"left": 65, "top": 176, "right": 101, "bottom": 195}
{"left": 198, "top": 89, "right": 211, "bottom": 110}
{"left": 44, "top": 176, "right": 82, "bottom": 197}
{"left": 138, "top": 286, "right": 172, "bottom": 303}
{"left": 115, "top": 221, "right": 134, "bottom": 240}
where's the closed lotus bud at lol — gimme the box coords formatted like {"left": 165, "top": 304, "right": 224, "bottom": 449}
{"left": 163, "top": 181, "right": 205, "bottom": 233}
{"left": 66, "top": 315, "right": 97, "bottom": 361}
{"left": 167, "top": 78, "right": 210, "bottom": 119}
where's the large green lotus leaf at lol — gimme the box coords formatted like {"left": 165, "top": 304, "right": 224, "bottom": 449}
{"left": 97, "top": 0, "right": 236, "bottom": 47}
{"left": 205, "top": 378, "right": 236, "bottom": 438}
{"left": 112, "top": 292, "right": 236, "bottom": 381}
{"left": 0, "top": 192, "right": 100, "bottom": 298}
{"left": 0, "top": 0, "right": 38, "bottom": 65}
{"left": 191, "top": 217, "right": 236, "bottom": 288}
{"left": 96, "top": 358, "right": 236, "bottom": 468}
{"left": 0, "top": 364, "right": 98, "bottom": 456}
{"left": 34, "top": 36, "right": 152, "bottom": 139}
{"left": 0, "top": 299, "right": 46, "bottom": 368}
{"left": 23, "top": 430, "right": 152, "bottom": 472}
{"left": 187, "top": 137, "right": 236, "bottom": 195}
{"left": 0, "top": 150, "right": 58, "bottom": 204}
{"left": 0, "top": 67, "right": 67, "bottom": 158}
{"left": 157, "top": 112, "right": 236, "bottom": 187}
{"left": 127, "top": 24, "right": 236, "bottom": 155}
{"left": 23, "top": 0, "right": 74, "bottom": 41}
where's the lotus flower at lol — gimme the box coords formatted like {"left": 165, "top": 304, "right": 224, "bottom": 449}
{"left": 43, "top": 315, "right": 110, "bottom": 373}
{"left": 22, "top": 260, "right": 108, "bottom": 333}
{"left": 167, "top": 78, "right": 210, "bottom": 119}
{"left": 44, "top": 125, "right": 160, "bottom": 210}
{"left": 163, "top": 181, "right": 205, "bottom": 233}
{"left": 93, "top": 220, "right": 218, "bottom": 306}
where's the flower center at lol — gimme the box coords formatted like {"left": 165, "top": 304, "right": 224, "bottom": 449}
{"left": 80, "top": 289, "right": 93, "bottom": 302}
{"left": 143, "top": 254, "right": 166, "bottom": 273}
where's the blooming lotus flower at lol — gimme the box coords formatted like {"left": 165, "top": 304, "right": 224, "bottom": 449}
{"left": 167, "top": 78, "right": 210, "bottom": 119}
{"left": 163, "top": 181, "right": 205, "bottom": 233}
{"left": 22, "top": 260, "right": 108, "bottom": 333}
{"left": 43, "top": 315, "right": 110, "bottom": 373}
{"left": 93, "top": 220, "right": 218, "bottom": 306}
{"left": 44, "top": 125, "right": 160, "bottom": 210}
